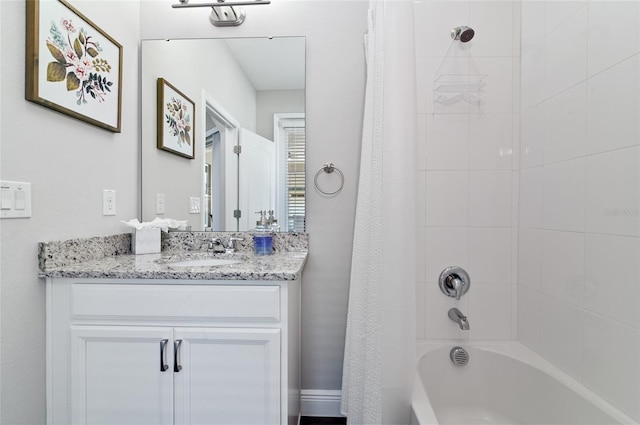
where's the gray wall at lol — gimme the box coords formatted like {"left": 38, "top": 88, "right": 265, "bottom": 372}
{"left": 140, "top": 0, "right": 368, "bottom": 391}
{"left": 0, "top": 1, "right": 141, "bottom": 423}
{"left": 0, "top": 2, "right": 366, "bottom": 422}
{"left": 256, "top": 89, "right": 305, "bottom": 140}
{"left": 141, "top": 39, "right": 257, "bottom": 229}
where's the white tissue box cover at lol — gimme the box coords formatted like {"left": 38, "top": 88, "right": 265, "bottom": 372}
{"left": 132, "top": 228, "right": 161, "bottom": 254}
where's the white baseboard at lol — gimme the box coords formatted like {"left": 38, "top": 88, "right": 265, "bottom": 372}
{"left": 300, "top": 389, "right": 344, "bottom": 417}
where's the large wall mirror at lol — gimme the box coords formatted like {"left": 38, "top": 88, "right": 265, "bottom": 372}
{"left": 141, "top": 37, "right": 305, "bottom": 232}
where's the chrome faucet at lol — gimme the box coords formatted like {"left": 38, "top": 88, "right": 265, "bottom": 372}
{"left": 205, "top": 237, "right": 225, "bottom": 253}
{"left": 448, "top": 308, "right": 470, "bottom": 330}
{"left": 225, "top": 237, "right": 243, "bottom": 253}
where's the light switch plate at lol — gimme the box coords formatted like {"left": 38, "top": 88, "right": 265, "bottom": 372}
{"left": 189, "top": 197, "right": 201, "bottom": 214}
{"left": 0, "top": 181, "right": 32, "bottom": 219}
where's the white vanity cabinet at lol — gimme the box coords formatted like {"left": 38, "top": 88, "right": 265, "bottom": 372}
{"left": 46, "top": 278, "right": 301, "bottom": 425}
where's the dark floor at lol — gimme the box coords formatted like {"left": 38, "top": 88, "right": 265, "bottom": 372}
{"left": 300, "top": 416, "right": 347, "bottom": 425}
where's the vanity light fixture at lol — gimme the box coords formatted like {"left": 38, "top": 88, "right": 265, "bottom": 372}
{"left": 172, "top": 0, "right": 271, "bottom": 27}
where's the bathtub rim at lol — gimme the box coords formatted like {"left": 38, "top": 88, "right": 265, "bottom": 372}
{"left": 412, "top": 340, "right": 638, "bottom": 425}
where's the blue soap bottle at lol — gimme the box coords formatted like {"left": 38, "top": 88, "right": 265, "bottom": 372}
{"left": 253, "top": 211, "right": 273, "bottom": 255}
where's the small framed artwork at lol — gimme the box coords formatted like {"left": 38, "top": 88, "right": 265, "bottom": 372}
{"left": 157, "top": 78, "right": 195, "bottom": 159}
{"left": 25, "top": 0, "right": 123, "bottom": 133}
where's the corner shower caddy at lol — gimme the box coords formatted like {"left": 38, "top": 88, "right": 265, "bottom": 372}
{"left": 433, "top": 28, "right": 487, "bottom": 108}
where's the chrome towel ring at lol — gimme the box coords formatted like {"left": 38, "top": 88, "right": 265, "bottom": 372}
{"left": 314, "top": 162, "right": 344, "bottom": 195}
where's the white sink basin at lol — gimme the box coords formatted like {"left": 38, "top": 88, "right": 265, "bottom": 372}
{"left": 167, "top": 258, "right": 242, "bottom": 267}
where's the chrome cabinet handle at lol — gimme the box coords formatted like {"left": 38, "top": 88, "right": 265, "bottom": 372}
{"left": 174, "top": 339, "right": 183, "bottom": 372}
{"left": 160, "top": 339, "right": 169, "bottom": 372}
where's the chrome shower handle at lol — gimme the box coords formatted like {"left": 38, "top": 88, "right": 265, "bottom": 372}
{"left": 439, "top": 266, "right": 471, "bottom": 300}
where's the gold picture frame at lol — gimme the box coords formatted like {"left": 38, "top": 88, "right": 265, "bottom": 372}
{"left": 26, "top": 0, "right": 123, "bottom": 133}
{"left": 157, "top": 78, "right": 195, "bottom": 159}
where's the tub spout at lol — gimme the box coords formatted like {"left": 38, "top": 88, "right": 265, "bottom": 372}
{"left": 448, "top": 308, "right": 470, "bottom": 330}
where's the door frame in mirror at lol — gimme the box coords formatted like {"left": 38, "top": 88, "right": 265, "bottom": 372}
{"left": 201, "top": 91, "right": 240, "bottom": 231}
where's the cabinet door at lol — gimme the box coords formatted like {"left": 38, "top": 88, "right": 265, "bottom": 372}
{"left": 174, "top": 327, "right": 281, "bottom": 425}
{"left": 70, "top": 326, "right": 174, "bottom": 425}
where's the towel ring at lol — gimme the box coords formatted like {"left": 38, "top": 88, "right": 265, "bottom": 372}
{"left": 314, "top": 162, "right": 344, "bottom": 195}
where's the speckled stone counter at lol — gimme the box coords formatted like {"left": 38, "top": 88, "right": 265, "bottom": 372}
{"left": 39, "top": 232, "right": 308, "bottom": 281}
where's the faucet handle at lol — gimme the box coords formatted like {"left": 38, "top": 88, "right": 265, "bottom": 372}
{"left": 439, "top": 266, "right": 471, "bottom": 300}
{"left": 225, "top": 237, "right": 243, "bottom": 252}
{"left": 204, "top": 237, "right": 222, "bottom": 251}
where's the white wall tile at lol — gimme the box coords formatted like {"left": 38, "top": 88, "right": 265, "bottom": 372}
{"left": 511, "top": 281, "right": 519, "bottom": 339}
{"left": 511, "top": 171, "right": 520, "bottom": 227}
{"left": 521, "top": 105, "right": 545, "bottom": 169}
{"left": 544, "top": 6, "right": 588, "bottom": 98}
{"left": 586, "top": 55, "right": 640, "bottom": 155}
{"left": 512, "top": 57, "right": 521, "bottom": 113}
{"left": 469, "top": 1, "right": 513, "bottom": 57}
{"left": 584, "top": 233, "right": 640, "bottom": 328}
{"left": 469, "top": 227, "right": 512, "bottom": 284}
{"left": 416, "top": 283, "right": 426, "bottom": 339}
{"left": 541, "top": 230, "right": 585, "bottom": 306}
{"left": 521, "top": 0, "right": 546, "bottom": 53}
{"left": 511, "top": 115, "right": 521, "bottom": 171}
{"left": 587, "top": 1, "right": 640, "bottom": 78}
{"left": 469, "top": 284, "right": 512, "bottom": 340}
{"left": 545, "top": 0, "right": 587, "bottom": 36}
{"left": 413, "top": 0, "right": 428, "bottom": 58}
{"left": 417, "top": 114, "right": 427, "bottom": 171}
{"left": 585, "top": 147, "right": 640, "bottom": 237}
{"left": 426, "top": 114, "right": 469, "bottom": 170}
{"left": 583, "top": 313, "right": 640, "bottom": 421}
{"left": 469, "top": 171, "right": 512, "bottom": 227}
{"left": 416, "top": 226, "right": 427, "bottom": 284}
{"left": 471, "top": 57, "right": 514, "bottom": 114}
{"left": 511, "top": 224, "right": 519, "bottom": 284}
{"left": 469, "top": 114, "right": 514, "bottom": 170}
{"left": 512, "top": 1, "right": 521, "bottom": 57}
{"left": 517, "top": 286, "right": 543, "bottom": 352}
{"left": 424, "top": 1, "right": 470, "bottom": 58}
{"left": 416, "top": 55, "right": 429, "bottom": 114}
{"left": 425, "top": 227, "right": 469, "bottom": 283}
{"left": 542, "top": 159, "right": 586, "bottom": 232}
{"left": 519, "top": 167, "right": 543, "bottom": 229}
{"left": 543, "top": 81, "right": 587, "bottom": 163}
{"left": 518, "top": 227, "right": 543, "bottom": 291}
{"left": 425, "top": 284, "right": 470, "bottom": 340}
{"left": 539, "top": 296, "right": 584, "bottom": 381}
{"left": 521, "top": 42, "right": 546, "bottom": 109}
{"left": 426, "top": 171, "right": 469, "bottom": 226}
{"left": 429, "top": 56, "right": 472, "bottom": 114}
{"left": 417, "top": 171, "right": 427, "bottom": 227}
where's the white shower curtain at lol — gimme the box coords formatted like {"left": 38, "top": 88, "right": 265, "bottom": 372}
{"left": 341, "top": 1, "right": 416, "bottom": 424}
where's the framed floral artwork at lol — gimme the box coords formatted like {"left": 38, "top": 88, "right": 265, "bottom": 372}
{"left": 26, "top": 0, "right": 123, "bottom": 133}
{"left": 157, "top": 78, "right": 195, "bottom": 159}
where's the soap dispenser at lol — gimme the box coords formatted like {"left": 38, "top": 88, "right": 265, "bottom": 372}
{"left": 268, "top": 210, "right": 280, "bottom": 232}
{"left": 256, "top": 210, "right": 268, "bottom": 229}
{"left": 253, "top": 210, "right": 273, "bottom": 255}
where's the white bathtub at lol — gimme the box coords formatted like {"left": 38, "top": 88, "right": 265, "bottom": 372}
{"left": 411, "top": 341, "right": 637, "bottom": 425}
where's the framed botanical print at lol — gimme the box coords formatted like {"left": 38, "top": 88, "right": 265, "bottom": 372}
{"left": 26, "top": 0, "right": 123, "bottom": 132}
{"left": 157, "top": 78, "right": 195, "bottom": 159}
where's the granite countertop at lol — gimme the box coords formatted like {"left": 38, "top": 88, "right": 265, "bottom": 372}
{"left": 39, "top": 232, "right": 308, "bottom": 281}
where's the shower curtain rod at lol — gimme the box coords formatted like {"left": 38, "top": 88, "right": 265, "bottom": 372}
{"left": 172, "top": 0, "right": 270, "bottom": 8}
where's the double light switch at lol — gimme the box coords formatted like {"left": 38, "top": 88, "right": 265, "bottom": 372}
{"left": 1, "top": 181, "right": 32, "bottom": 218}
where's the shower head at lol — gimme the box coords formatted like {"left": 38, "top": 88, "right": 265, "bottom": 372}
{"left": 451, "top": 26, "right": 475, "bottom": 43}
